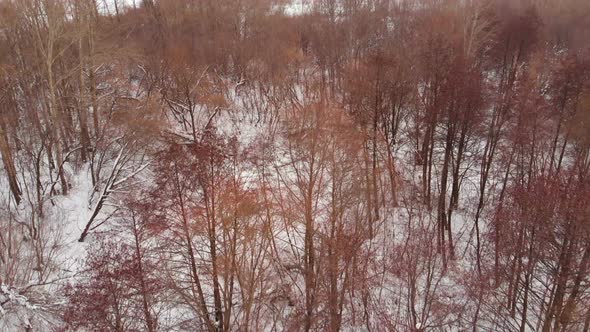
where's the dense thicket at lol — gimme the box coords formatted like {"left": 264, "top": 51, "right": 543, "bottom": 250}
{"left": 0, "top": 0, "right": 589, "bottom": 331}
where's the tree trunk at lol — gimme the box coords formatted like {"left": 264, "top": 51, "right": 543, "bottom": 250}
{"left": 439, "top": 123, "right": 455, "bottom": 259}
{"left": 0, "top": 123, "right": 21, "bottom": 204}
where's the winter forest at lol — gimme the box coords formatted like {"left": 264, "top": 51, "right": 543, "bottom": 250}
{"left": 0, "top": 0, "right": 589, "bottom": 331}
